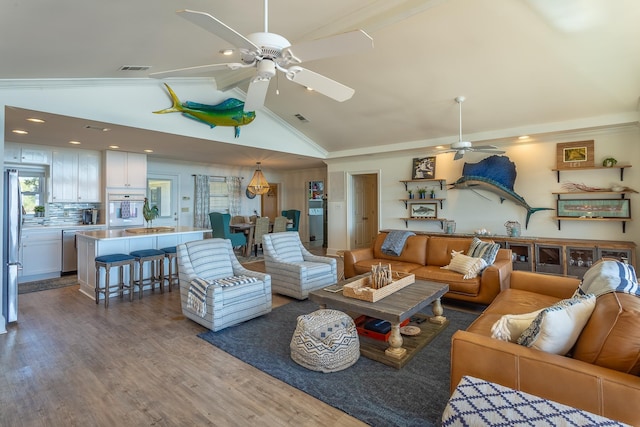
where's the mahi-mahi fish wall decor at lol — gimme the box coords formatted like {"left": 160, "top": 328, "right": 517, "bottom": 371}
{"left": 153, "top": 83, "right": 256, "bottom": 138}
{"left": 449, "top": 155, "right": 552, "bottom": 228}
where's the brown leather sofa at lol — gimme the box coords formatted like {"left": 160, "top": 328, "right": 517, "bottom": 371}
{"left": 451, "top": 270, "right": 640, "bottom": 426}
{"left": 344, "top": 232, "right": 512, "bottom": 305}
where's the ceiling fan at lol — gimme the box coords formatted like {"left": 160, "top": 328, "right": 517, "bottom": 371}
{"left": 150, "top": 0, "right": 374, "bottom": 112}
{"left": 438, "top": 96, "right": 505, "bottom": 160}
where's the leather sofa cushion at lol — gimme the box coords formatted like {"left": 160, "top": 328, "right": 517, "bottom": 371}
{"left": 572, "top": 292, "right": 640, "bottom": 375}
{"left": 412, "top": 265, "right": 480, "bottom": 296}
{"left": 426, "top": 237, "right": 474, "bottom": 267}
{"left": 371, "top": 233, "right": 428, "bottom": 265}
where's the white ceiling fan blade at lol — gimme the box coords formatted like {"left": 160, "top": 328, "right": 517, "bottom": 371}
{"left": 473, "top": 148, "right": 506, "bottom": 154}
{"left": 149, "top": 63, "right": 245, "bottom": 79}
{"left": 287, "top": 30, "right": 373, "bottom": 63}
{"left": 472, "top": 145, "right": 500, "bottom": 150}
{"left": 286, "top": 67, "right": 354, "bottom": 102}
{"left": 243, "top": 78, "right": 271, "bottom": 112}
{"left": 453, "top": 150, "right": 465, "bottom": 160}
{"left": 177, "top": 9, "right": 259, "bottom": 52}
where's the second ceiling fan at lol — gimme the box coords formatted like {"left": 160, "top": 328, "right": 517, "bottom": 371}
{"left": 438, "top": 96, "right": 505, "bottom": 160}
{"left": 150, "top": 0, "right": 374, "bottom": 112}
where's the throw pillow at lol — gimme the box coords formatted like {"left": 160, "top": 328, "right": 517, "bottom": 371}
{"left": 574, "top": 259, "right": 639, "bottom": 298}
{"left": 467, "top": 237, "right": 501, "bottom": 265}
{"left": 441, "top": 252, "right": 487, "bottom": 279}
{"left": 491, "top": 309, "right": 543, "bottom": 343}
{"left": 517, "top": 294, "right": 596, "bottom": 355}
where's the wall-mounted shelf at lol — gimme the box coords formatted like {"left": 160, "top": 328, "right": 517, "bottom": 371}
{"left": 553, "top": 216, "right": 630, "bottom": 233}
{"left": 400, "top": 179, "right": 446, "bottom": 191}
{"left": 400, "top": 217, "right": 446, "bottom": 228}
{"left": 552, "top": 191, "right": 632, "bottom": 199}
{"left": 551, "top": 164, "right": 631, "bottom": 182}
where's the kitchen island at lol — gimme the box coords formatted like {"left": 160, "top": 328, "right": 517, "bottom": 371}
{"left": 76, "top": 226, "right": 207, "bottom": 301}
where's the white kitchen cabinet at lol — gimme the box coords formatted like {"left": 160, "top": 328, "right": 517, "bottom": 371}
{"left": 50, "top": 149, "right": 101, "bottom": 203}
{"left": 21, "top": 148, "right": 52, "bottom": 164}
{"left": 104, "top": 150, "right": 147, "bottom": 189}
{"left": 19, "top": 229, "right": 62, "bottom": 283}
{"left": 4, "top": 143, "right": 22, "bottom": 163}
{"left": 77, "top": 151, "right": 101, "bottom": 202}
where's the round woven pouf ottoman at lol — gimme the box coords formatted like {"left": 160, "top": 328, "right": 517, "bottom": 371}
{"left": 290, "top": 309, "right": 360, "bottom": 373}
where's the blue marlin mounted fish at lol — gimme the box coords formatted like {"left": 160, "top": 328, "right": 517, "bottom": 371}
{"left": 450, "top": 155, "right": 552, "bottom": 228}
{"left": 153, "top": 83, "right": 256, "bottom": 138}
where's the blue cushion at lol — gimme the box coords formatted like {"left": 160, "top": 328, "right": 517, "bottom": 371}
{"left": 130, "top": 249, "right": 165, "bottom": 258}
{"left": 161, "top": 246, "right": 177, "bottom": 254}
{"left": 96, "top": 253, "right": 135, "bottom": 263}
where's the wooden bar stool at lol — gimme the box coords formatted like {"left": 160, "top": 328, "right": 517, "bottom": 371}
{"left": 161, "top": 246, "right": 178, "bottom": 291}
{"left": 94, "top": 253, "right": 136, "bottom": 308}
{"left": 130, "top": 249, "right": 165, "bottom": 298}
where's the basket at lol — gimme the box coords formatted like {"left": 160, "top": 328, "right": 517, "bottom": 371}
{"left": 343, "top": 273, "right": 415, "bottom": 302}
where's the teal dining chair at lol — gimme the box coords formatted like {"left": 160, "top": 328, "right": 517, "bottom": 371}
{"left": 209, "top": 212, "right": 247, "bottom": 250}
{"left": 281, "top": 209, "right": 301, "bottom": 231}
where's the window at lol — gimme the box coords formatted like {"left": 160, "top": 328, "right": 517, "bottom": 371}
{"left": 19, "top": 170, "right": 46, "bottom": 214}
{"left": 209, "top": 177, "right": 229, "bottom": 213}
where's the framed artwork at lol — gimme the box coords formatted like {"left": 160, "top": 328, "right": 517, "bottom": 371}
{"left": 556, "top": 140, "right": 594, "bottom": 169}
{"left": 556, "top": 199, "right": 630, "bottom": 219}
{"left": 410, "top": 202, "right": 438, "bottom": 218}
{"left": 412, "top": 156, "right": 436, "bottom": 179}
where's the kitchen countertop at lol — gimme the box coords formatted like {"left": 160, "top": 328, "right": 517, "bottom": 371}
{"left": 23, "top": 224, "right": 107, "bottom": 231}
{"left": 76, "top": 226, "right": 207, "bottom": 240}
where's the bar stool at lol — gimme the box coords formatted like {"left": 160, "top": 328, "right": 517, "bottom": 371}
{"left": 161, "top": 246, "right": 178, "bottom": 291}
{"left": 94, "top": 253, "right": 136, "bottom": 308}
{"left": 130, "top": 249, "right": 165, "bottom": 298}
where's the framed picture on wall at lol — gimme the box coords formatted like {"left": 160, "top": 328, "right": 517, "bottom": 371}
{"left": 556, "top": 140, "right": 594, "bottom": 169}
{"left": 557, "top": 199, "right": 630, "bottom": 218}
{"left": 410, "top": 203, "right": 438, "bottom": 218}
{"left": 412, "top": 156, "right": 436, "bottom": 179}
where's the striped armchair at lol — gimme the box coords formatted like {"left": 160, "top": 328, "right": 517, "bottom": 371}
{"left": 177, "top": 239, "right": 272, "bottom": 331}
{"left": 262, "top": 232, "right": 337, "bottom": 300}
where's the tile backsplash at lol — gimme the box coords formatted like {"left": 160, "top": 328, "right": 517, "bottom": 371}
{"left": 23, "top": 203, "right": 102, "bottom": 227}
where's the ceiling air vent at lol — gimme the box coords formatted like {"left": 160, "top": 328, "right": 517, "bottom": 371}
{"left": 294, "top": 113, "right": 309, "bottom": 123}
{"left": 119, "top": 65, "right": 151, "bottom": 71}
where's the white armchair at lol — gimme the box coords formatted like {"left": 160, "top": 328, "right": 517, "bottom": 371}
{"left": 262, "top": 232, "right": 337, "bottom": 300}
{"left": 177, "top": 238, "right": 271, "bottom": 331}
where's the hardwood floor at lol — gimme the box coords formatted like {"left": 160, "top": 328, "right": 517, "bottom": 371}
{"left": 0, "top": 262, "right": 366, "bottom": 426}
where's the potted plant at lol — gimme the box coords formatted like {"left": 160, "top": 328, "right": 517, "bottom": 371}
{"left": 408, "top": 189, "right": 414, "bottom": 199}
{"left": 34, "top": 205, "right": 45, "bottom": 217}
{"left": 430, "top": 188, "right": 436, "bottom": 199}
{"left": 418, "top": 188, "right": 427, "bottom": 199}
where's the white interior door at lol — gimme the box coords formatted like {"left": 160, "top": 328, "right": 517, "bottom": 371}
{"left": 147, "top": 174, "right": 179, "bottom": 227}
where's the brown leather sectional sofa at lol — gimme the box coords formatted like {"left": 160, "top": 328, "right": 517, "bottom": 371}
{"left": 344, "top": 232, "right": 513, "bottom": 305}
{"left": 451, "top": 270, "right": 640, "bottom": 425}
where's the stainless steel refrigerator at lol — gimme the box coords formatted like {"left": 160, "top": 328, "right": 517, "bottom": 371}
{"left": 3, "top": 168, "right": 22, "bottom": 324}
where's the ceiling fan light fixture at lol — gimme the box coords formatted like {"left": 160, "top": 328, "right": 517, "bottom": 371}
{"left": 247, "top": 162, "right": 270, "bottom": 195}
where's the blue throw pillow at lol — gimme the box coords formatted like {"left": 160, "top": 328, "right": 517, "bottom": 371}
{"left": 467, "top": 237, "right": 500, "bottom": 265}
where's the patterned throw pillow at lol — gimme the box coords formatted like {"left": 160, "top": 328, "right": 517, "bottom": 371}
{"left": 467, "top": 237, "right": 500, "bottom": 265}
{"left": 517, "top": 294, "right": 596, "bottom": 355}
{"left": 441, "top": 252, "right": 487, "bottom": 279}
{"left": 491, "top": 309, "right": 543, "bottom": 342}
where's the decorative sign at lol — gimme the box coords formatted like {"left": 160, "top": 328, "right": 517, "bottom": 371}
{"left": 556, "top": 140, "right": 594, "bottom": 169}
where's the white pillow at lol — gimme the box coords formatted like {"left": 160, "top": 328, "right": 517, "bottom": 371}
{"left": 441, "top": 252, "right": 487, "bottom": 279}
{"left": 517, "top": 294, "right": 596, "bottom": 355}
{"left": 491, "top": 309, "right": 543, "bottom": 342}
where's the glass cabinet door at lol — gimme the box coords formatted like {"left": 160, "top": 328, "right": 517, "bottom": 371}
{"left": 506, "top": 243, "right": 532, "bottom": 271}
{"left": 566, "top": 246, "right": 597, "bottom": 278}
{"left": 535, "top": 244, "right": 563, "bottom": 275}
{"left": 597, "top": 248, "right": 632, "bottom": 264}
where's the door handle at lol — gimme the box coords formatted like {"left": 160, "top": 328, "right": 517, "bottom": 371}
{"left": 362, "top": 217, "right": 368, "bottom": 220}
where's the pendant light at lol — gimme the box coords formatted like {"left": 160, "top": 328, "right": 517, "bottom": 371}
{"left": 247, "top": 162, "right": 270, "bottom": 195}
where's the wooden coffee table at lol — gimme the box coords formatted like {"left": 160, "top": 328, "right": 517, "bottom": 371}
{"left": 309, "top": 276, "right": 449, "bottom": 369}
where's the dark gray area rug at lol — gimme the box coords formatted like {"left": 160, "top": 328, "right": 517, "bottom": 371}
{"left": 198, "top": 299, "right": 478, "bottom": 427}
{"left": 18, "top": 275, "right": 79, "bottom": 294}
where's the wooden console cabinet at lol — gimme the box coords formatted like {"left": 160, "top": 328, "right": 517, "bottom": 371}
{"left": 383, "top": 230, "right": 636, "bottom": 279}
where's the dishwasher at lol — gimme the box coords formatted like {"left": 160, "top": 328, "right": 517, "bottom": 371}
{"left": 62, "top": 227, "right": 103, "bottom": 274}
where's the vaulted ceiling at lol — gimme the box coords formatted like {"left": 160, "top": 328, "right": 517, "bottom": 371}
{"left": 3, "top": 0, "right": 639, "bottom": 168}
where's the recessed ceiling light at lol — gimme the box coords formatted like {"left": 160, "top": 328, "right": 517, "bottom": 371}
{"left": 435, "top": 145, "right": 445, "bottom": 149}
{"left": 84, "top": 125, "right": 110, "bottom": 132}
{"left": 518, "top": 135, "right": 529, "bottom": 140}
{"left": 69, "top": 140, "right": 81, "bottom": 145}
{"left": 144, "top": 149, "right": 153, "bottom": 153}
{"left": 108, "top": 145, "right": 120, "bottom": 149}
{"left": 12, "top": 129, "right": 28, "bottom": 135}
{"left": 27, "top": 117, "right": 45, "bottom": 123}
{"left": 219, "top": 49, "right": 234, "bottom": 55}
